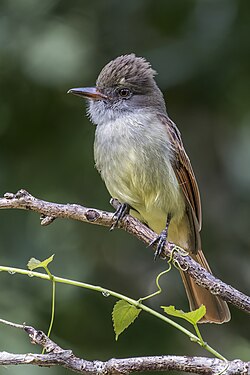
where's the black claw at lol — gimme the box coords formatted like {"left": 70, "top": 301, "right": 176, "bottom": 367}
{"left": 149, "top": 213, "right": 172, "bottom": 260}
{"left": 110, "top": 202, "right": 130, "bottom": 231}
{"left": 149, "top": 229, "right": 168, "bottom": 260}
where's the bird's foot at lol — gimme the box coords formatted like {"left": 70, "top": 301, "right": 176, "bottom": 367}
{"left": 110, "top": 200, "right": 130, "bottom": 231}
{"left": 149, "top": 213, "right": 172, "bottom": 260}
{"left": 149, "top": 229, "right": 168, "bottom": 260}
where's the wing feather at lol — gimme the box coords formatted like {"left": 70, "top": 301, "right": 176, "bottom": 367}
{"left": 158, "top": 114, "right": 202, "bottom": 251}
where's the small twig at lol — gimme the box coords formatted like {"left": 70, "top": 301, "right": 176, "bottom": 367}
{"left": 1, "top": 189, "right": 113, "bottom": 227}
{"left": 0, "top": 318, "right": 24, "bottom": 329}
{"left": 0, "top": 320, "right": 249, "bottom": 374}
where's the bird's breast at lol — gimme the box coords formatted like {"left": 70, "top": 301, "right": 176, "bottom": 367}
{"left": 94, "top": 112, "right": 186, "bottom": 228}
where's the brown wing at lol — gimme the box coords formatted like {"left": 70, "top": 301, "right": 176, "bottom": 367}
{"left": 157, "top": 116, "right": 231, "bottom": 321}
{"left": 158, "top": 114, "right": 202, "bottom": 252}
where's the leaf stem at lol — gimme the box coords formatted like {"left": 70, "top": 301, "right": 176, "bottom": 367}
{"left": 41, "top": 266, "right": 56, "bottom": 353}
{"left": 46, "top": 276, "right": 56, "bottom": 338}
{"left": 193, "top": 323, "right": 204, "bottom": 345}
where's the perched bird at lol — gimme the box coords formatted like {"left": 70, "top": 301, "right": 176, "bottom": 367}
{"left": 68, "top": 54, "right": 230, "bottom": 323}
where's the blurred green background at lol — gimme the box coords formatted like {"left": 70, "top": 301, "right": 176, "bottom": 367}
{"left": 0, "top": 0, "right": 250, "bottom": 374}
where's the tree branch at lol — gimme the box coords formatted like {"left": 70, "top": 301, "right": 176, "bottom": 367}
{"left": 0, "top": 320, "right": 249, "bottom": 374}
{"left": 0, "top": 189, "right": 249, "bottom": 315}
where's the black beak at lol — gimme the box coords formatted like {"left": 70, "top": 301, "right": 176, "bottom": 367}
{"left": 67, "top": 87, "right": 107, "bottom": 100}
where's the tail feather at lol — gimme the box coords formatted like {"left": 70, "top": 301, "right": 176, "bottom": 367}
{"left": 180, "top": 249, "right": 231, "bottom": 323}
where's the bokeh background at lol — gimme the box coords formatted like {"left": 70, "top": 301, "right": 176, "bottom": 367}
{"left": 0, "top": 0, "right": 250, "bottom": 374}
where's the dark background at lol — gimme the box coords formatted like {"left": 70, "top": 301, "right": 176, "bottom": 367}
{"left": 0, "top": 1, "right": 249, "bottom": 374}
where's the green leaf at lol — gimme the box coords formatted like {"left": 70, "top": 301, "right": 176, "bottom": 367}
{"left": 161, "top": 305, "right": 206, "bottom": 325}
{"left": 112, "top": 300, "right": 141, "bottom": 340}
{"left": 27, "top": 258, "right": 41, "bottom": 270}
{"left": 27, "top": 254, "right": 55, "bottom": 271}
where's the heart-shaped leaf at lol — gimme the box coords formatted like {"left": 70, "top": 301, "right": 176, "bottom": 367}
{"left": 112, "top": 300, "right": 141, "bottom": 340}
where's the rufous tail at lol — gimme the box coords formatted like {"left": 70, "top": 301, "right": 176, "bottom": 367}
{"left": 180, "top": 249, "right": 231, "bottom": 323}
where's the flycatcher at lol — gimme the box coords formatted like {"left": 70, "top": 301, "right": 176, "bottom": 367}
{"left": 68, "top": 54, "right": 230, "bottom": 323}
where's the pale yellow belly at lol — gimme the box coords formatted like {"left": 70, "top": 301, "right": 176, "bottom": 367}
{"left": 94, "top": 113, "right": 189, "bottom": 248}
{"left": 130, "top": 205, "right": 190, "bottom": 250}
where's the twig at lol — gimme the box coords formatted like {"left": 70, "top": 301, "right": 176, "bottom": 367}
{"left": 0, "top": 189, "right": 250, "bottom": 314}
{"left": 0, "top": 320, "right": 249, "bottom": 374}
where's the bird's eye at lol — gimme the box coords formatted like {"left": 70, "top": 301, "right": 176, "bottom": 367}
{"left": 117, "top": 88, "right": 132, "bottom": 98}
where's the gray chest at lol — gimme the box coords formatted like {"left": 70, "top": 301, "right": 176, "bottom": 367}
{"left": 93, "top": 113, "right": 183, "bottom": 216}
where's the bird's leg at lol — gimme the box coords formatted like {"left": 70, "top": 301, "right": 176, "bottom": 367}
{"left": 110, "top": 199, "right": 130, "bottom": 231}
{"left": 149, "top": 213, "right": 172, "bottom": 260}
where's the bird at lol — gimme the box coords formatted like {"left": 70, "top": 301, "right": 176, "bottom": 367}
{"left": 68, "top": 53, "right": 230, "bottom": 323}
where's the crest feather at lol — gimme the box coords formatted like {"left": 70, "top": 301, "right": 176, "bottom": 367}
{"left": 96, "top": 54, "right": 157, "bottom": 89}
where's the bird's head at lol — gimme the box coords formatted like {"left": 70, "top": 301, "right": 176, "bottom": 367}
{"left": 68, "top": 54, "right": 166, "bottom": 125}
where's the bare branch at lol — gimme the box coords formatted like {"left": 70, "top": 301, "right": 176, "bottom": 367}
{"left": 0, "top": 189, "right": 250, "bottom": 314}
{"left": 0, "top": 321, "right": 249, "bottom": 374}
